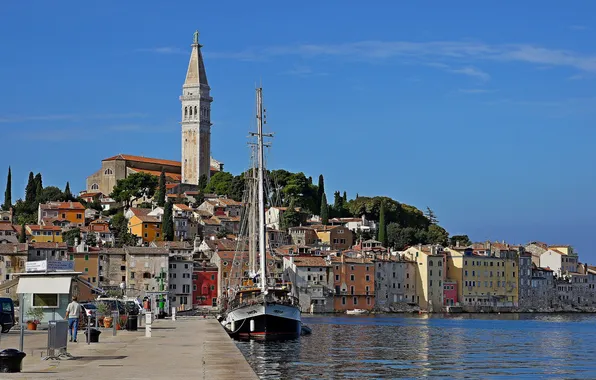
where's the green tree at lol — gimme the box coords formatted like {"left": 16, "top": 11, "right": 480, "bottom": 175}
{"left": 63, "top": 228, "right": 81, "bottom": 246}
{"left": 317, "top": 174, "right": 325, "bottom": 211}
{"left": 387, "top": 225, "right": 419, "bottom": 250}
{"left": 378, "top": 201, "right": 387, "bottom": 246}
{"left": 281, "top": 199, "right": 301, "bottom": 230}
{"left": 425, "top": 207, "right": 439, "bottom": 225}
{"left": 2, "top": 167, "right": 11, "bottom": 211}
{"left": 110, "top": 172, "right": 158, "bottom": 209}
{"left": 449, "top": 235, "right": 472, "bottom": 247}
{"left": 111, "top": 212, "right": 137, "bottom": 247}
{"left": 85, "top": 232, "right": 98, "bottom": 247}
{"left": 320, "top": 193, "right": 329, "bottom": 225}
{"left": 427, "top": 224, "right": 449, "bottom": 246}
{"left": 18, "top": 223, "right": 26, "bottom": 243}
{"left": 204, "top": 172, "right": 234, "bottom": 196}
{"left": 156, "top": 170, "right": 166, "bottom": 207}
{"left": 198, "top": 174, "right": 208, "bottom": 192}
{"left": 162, "top": 201, "right": 174, "bottom": 241}
{"left": 342, "top": 191, "right": 347, "bottom": 203}
{"left": 64, "top": 182, "right": 73, "bottom": 201}
{"left": 38, "top": 186, "right": 65, "bottom": 203}
{"left": 24, "top": 172, "right": 36, "bottom": 206}
{"left": 34, "top": 173, "right": 43, "bottom": 202}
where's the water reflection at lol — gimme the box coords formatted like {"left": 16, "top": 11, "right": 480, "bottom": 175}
{"left": 235, "top": 314, "right": 596, "bottom": 379}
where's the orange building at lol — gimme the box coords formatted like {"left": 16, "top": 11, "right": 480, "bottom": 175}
{"left": 70, "top": 247, "right": 100, "bottom": 285}
{"left": 315, "top": 225, "right": 354, "bottom": 250}
{"left": 332, "top": 255, "right": 375, "bottom": 311}
{"left": 127, "top": 208, "right": 163, "bottom": 243}
{"left": 38, "top": 201, "right": 86, "bottom": 227}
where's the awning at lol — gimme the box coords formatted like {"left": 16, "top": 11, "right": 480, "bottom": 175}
{"left": 17, "top": 276, "right": 72, "bottom": 294}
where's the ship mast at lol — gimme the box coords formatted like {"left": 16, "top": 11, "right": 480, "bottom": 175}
{"left": 255, "top": 87, "right": 270, "bottom": 292}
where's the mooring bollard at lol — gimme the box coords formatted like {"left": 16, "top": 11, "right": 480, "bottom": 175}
{"left": 145, "top": 312, "right": 152, "bottom": 338}
{"left": 171, "top": 307, "right": 176, "bottom": 321}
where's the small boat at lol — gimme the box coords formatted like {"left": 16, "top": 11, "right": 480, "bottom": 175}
{"left": 346, "top": 309, "right": 367, "bottom": 315}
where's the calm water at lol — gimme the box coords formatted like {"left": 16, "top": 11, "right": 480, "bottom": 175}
{"left": 235, "top": 314, "right": 596, "bottom": 379}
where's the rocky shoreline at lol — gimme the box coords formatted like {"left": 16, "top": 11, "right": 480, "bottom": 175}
{"left": 368, "top": 305, "right": 596, "bottom": 314}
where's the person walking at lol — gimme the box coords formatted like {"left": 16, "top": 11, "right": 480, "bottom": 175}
{"left": 65, "top": 296, "right": 82, "bottom": 343}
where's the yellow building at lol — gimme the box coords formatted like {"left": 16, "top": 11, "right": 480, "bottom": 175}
{"left": 445, "top": 247, "right": 518, "bottom": 308}
{"left": 403, "top": 245, "right": 445, "bottom": 312}
{"left": 127, "top": 208, "right": 163, "bottom": 243}
{"left": 26, "top": 225, "right": 63, "bottom": 243}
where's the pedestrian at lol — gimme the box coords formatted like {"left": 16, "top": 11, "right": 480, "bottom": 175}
{"left": 65, "top": 296, "right": 82, "bottom": 343}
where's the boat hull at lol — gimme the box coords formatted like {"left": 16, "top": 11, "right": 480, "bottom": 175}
{"left": 224, "top": 303, "right": 301, "bottom": 341}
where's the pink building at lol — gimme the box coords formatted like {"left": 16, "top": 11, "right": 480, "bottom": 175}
{"left": 444, "top": 280, "right": 458, "bottom": 306}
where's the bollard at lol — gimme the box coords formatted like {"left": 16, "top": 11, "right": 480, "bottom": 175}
{"left": 112, "top": 311, "right": 118, "bottom": 336}
{"left": 145, "top": 312, "right": 152, "bottom": 338}
{"left": 171, "top": 307, "right": 176, "bottom": 321}
{"left": 87, "top": 315, "right": 91, "bottom": 346}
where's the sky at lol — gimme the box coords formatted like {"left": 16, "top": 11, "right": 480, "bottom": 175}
{"left": 0, "top": 1, "right": 595, "bottom": 259}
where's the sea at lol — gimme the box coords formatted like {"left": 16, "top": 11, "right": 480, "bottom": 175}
{"left": 235, "top": 313, "right": 596, "bottom": 379}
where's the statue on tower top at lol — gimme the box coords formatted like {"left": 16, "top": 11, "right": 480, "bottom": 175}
{"left": 193, "top": 30, "right": 199, "bottom": 45}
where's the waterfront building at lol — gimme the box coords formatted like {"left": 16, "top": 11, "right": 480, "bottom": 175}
{"left": 518, "top": 251, "right": 533, "bottom": 308}
{"left": 443, "top": 279, "right": 458, "bottom": 306}
{"left": 283, "top": 255, "right": 334, "bottom": 313}
{"left": 530, "top": 265, "right": 555, "bottom": 309}
{"left": 540, "top": 248, "right": 578, "bottom": 277}
{"left": 192, "top": 262, "right": 218, "bottom": 307}
{"left": 125, "top": 247, "right": 169, "bottom": 298}
{"left": 524, "top": 241, "right": 548, "bottom": 266}
{"left": 373, "top": 253, "right": 417, "bottom": 308}
{"left": 331, "top": 255, "right": 374, "bottom": 312}
{"left": 168, "top": 256, "right": 193, "bottom": 310}
{"left": 445, "top": 247, "right": 518, "bottom": 309}
{"left": 403, "top": 245, "right": 445, "bottom": 312}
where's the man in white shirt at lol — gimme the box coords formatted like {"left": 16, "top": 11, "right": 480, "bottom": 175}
{"left": 65, "top": 296, "right": 82, "bottom": 343}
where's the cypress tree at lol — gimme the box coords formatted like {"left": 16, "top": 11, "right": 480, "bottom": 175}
{"left": 25, "top": 172, "right": 36, "bottom": 205}
{"left": 378, "top": 201, "right": 387, "bottom": 246}
{"left": 2, "top": 167, "right": 11, "bottom": 211}
{"left": 162, "top": 201, "right": 174, "bottom": 241}
{"left": 320, "top": 193, "right": 329, "bottom": 225}
{"left": 198, "top": 174, "right": 208, "bottom": 192}
{"left": 317, "top": 175, "right": 325, "bottom": 201}
{"left": 18, "top": 223, "right": 26, "bottom": 243}
{"left": 34, "top": 173, "right": 43, "bottom": 201}
{"left": 157, "top": 170, "right": 166, "bottom": 207}
{"left": 64, "top": 182, "right": 73, "bottom": 201}
{"left": 342, "top": 191, "right": 347, "bottom": 203}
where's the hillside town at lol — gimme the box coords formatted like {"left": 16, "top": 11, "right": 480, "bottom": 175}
{"left": 0, "top": 192, "right": 595, "bottom": 314}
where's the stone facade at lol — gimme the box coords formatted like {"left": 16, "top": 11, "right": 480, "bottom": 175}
{"left": 518, "top": 252, "right": 533, "bottom": 308}
{"left": 181, "top": 31, "right": 212, "bottom": 185}
{"left": 284, "top": 256, "right": 334, "bottom": 313}
{"left": 374, "top": 256, "right": 417, "bottom": 308}
{"left": 168, "top": 257, "right": 193, "bottom": 310}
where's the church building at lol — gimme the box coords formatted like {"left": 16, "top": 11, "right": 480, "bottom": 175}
{"left": 86, "top": 31, "right": 221, "bottom": 196}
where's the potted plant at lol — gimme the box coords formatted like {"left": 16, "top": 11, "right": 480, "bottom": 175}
{"left": 25, "top": 307, "right": 44, "bottom": 330}
{"left": 96, "top": 302, "right": 112, "bottom": 328}
{"left": 117, "top": 316, "right": 127, "bottom": 330}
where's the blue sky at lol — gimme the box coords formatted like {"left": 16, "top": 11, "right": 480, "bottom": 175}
{"left": 1, "top": 1, "right": 595, "bottom": 259}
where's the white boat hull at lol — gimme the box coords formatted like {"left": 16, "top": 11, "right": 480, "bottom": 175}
{"left": 223, "top": 302, "right": 301, "bottom": 340}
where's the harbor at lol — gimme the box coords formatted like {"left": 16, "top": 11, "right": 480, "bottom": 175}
{"left": 0, "top": 317, "right": 258, "bottom": 379}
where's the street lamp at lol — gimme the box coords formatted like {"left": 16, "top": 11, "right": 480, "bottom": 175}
{"left": 120, "top": 282, "right": 126, "bottom": 297}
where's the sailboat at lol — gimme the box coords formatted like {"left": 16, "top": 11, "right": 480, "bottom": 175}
{"left": 220, "top": 87, "right": 301, "bottom": 340}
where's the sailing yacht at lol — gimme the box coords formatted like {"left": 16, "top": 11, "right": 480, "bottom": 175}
{"left": 220, "top": 87, "right": 301, "bottom": 340}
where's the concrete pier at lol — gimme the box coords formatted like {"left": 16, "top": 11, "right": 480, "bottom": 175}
{"left": 1, "top": 318, "right": 258, "bottom": 379}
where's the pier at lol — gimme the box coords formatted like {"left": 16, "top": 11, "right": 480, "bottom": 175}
{"left": 1, "top": 318, "right": 258, "bottom": 379}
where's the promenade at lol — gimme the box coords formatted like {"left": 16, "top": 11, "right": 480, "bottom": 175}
{"left": 0, "top": 318, "right": 258, "bottom": 380}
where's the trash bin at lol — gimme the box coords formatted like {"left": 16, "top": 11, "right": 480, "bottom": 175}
{"left": 85, "top": 328, "right": 101, "bottom": 343}
{"left": 0, "top": 349, "right": 26, "bottom": 373}
{"left": 126, "top": 315, "right": 138, "bottom": 331}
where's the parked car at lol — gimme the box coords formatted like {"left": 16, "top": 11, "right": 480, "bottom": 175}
{"left": 0, "top": 298, "right": 15, "bottom": 333}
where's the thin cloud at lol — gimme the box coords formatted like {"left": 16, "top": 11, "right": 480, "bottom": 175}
{"left": 210, "top": 40, "right": 596, "bottom": 74}
{"left": 449, "top": 66, "right": 490, "bottom": 81}
{"left": 0, "top": 113, "right": 147, "bottom": 124}
{"left": 458, "top": 88, "right": 494, "bottom": 94}
{"left": 570, "top": 25, "right": 589, "bottom": 31}
{"left": 280, "top": 65, "right": 328, "bottom": 77}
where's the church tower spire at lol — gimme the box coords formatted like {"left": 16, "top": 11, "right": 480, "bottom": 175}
{"left": 181, "top": 30, "right": 212, "bottom": 185}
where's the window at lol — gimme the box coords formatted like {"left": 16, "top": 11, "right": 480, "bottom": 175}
{"left": 353, "top": 297, "right": 358, "bottom": 305}
{"left": 335, "top": 275, "right": 339, "bottom": 281}
{"left": 84, "top": 255, "right": 89, "bottom": 261}
{"left": 91, "top": 183, "right": 99, "bottom": 190}
{"left": 350, "top": 274, "right": 355, "bottom": 281}
{"left": 350, "top": 286, "right": 355, "bottom": 295}
{"left": 104, "top": 168, "right": 113, "bottom": 175}
{"left": 365, "top": 275, "right": 370, "bottom": 281}
{"left": 342, "top": 296, "right": 346, "bottom": 305}
{"left": 33, "top": 293, "right": 58, "bottom": 308}
{"left": 84, "top": 267, "right": 89, "bottom": 272}
{"left": 76, "top": 214, "right": 82, "bottom": 220}
{"left": 69, "top": 254, "right": 74, "bottom": 260}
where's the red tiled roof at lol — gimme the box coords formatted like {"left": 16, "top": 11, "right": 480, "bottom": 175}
{"left": 30, "top": 242, "right": 67, "bottom": 249}
{"left": 0, "top": 243, "right": 28, "bottom": 254}
{"left": 103, "top": 154, "right": 181, "bottom": 167}
{"left": 129, "top": 168, "right": 182, "bottom": 182}
{"left": 0, "top": 222, "right": 15, "bottom": 232}
{"left": 27, "top": 224, "right": 62, "bottom": 231}
{"left": 288, "top": 256, "right": 330, "bottom": 267}
{"left": 174, "top": 204, "right": 193, "bottom": 212}
{"left": 39, "top": 201, "right": 85, "bottom": 211}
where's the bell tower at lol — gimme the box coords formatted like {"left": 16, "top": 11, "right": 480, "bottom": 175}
{"left": 180, "top": 30, "right": 212, "bottom": 185}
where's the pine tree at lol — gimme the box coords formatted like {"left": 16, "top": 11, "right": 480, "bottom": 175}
{"left": 425, "top": 207, "right": 439, "bottom": 225}
{"left": 18, "top": 223, "right": 26, "bottom": 243}
{"left": 2, "top": 167, "right": 11, "bottom": 211}
{"left": 156, "top": 170, "right": 166, "bottom": 207}
{"left": 378, "top": 201, "right": 387, "bottom": 246}
{"left": 320, "top": 193, "right": 329, "bottom": 225}
{"left": 162, "top": 201, "right": 175, "bottom": 241}
{"left": 25, "top": 172, "right": 36, "bottom": 205}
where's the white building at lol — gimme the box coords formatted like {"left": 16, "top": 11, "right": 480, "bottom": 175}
{"left": 540, "top": 249, "right": 578, "bottom": 276}
{"left": 283, "top": 256, "right": 334, "bottom": 313}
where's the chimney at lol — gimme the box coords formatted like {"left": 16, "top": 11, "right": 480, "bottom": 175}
{"left": 456, "top": 240, "right": 460, "bottom": 248}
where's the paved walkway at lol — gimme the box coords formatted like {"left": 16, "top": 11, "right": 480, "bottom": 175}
{"left": 0, "top": 318, "right": 258, "bottom": 380}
